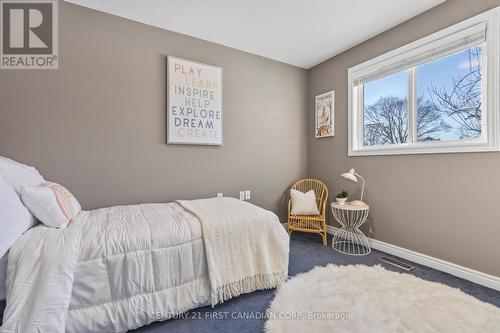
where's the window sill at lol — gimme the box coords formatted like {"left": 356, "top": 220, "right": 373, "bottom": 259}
{"left": 348, "top": 140, "right": 499, "bottom": 156}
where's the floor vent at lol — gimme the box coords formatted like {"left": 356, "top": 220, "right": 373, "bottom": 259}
{"left": 380, "top": 256, "right": 415, "bottom": 271}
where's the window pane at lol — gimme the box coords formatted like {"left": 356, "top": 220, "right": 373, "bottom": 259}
{"left": 416, "top": 47, "right": 482, "bottom": 142}
{"left": 363, "top": 70, "right": 408, "bottom": 146}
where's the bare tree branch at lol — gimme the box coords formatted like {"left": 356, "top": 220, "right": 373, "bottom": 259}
{"left": 428, "top": 48, "right": 482, "bottom": 139}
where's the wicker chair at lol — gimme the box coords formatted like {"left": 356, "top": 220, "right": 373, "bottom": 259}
{"left": 288, "top": 179, "right": 329, "bottom": 246}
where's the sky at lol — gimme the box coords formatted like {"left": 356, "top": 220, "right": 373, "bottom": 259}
{"left": 363, "top": 47, "right": 482, "bottom": 141}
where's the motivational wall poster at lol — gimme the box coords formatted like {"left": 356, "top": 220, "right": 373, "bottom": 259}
{"left": 167, "top": 56, "right": 223, "bottom": 145}
{"left": 315, "top": 91, "right": 334, "bottom": 138}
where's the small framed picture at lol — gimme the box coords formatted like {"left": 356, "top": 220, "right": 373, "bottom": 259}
{"left": 315, "top": 91, "right": 334, "bottom": 138}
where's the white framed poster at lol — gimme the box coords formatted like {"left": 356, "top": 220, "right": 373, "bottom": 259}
{"left": 167, "top": 56, "right": 223, "bottom": 145}
{"left": 315, "top": 91, "right": 334, "bottom": 138}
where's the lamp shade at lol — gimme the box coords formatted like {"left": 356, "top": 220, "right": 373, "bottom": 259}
{"left": 341, "top": 168, "right": 358, "bottom": 183}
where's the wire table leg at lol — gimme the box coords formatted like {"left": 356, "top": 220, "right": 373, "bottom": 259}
{"left": 332, "top": 204, "right": 370, "bottom": 255}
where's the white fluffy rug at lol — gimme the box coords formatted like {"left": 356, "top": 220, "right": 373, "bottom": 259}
{"left": 265, "top": 265, "right": 500, "bottom": 333}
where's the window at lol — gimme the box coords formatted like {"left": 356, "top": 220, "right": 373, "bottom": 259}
{"left": 348, "top": 8, "right": 499, "bottom": 156}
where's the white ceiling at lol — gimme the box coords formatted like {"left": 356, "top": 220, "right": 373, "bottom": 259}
{"left": 65, "top": 0, "right": 445, "bottom": 69}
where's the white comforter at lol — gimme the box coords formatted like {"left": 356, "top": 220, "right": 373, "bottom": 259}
{"left": 1, "top": 198, "right": 289, "bottom": 333}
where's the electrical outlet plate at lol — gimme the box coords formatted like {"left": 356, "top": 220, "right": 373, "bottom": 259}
{"left": 239, "top": 191, "right": 245, "bottom": 200}
{"left": 245, "top": 190, "right": 251, "bottom": 200}
{"left": 217, "top": 193, "right": 223, "bottom": 198}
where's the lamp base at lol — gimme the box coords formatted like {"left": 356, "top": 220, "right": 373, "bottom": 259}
{"left": 351, "top": 200, "right": 367, "bottom": 207}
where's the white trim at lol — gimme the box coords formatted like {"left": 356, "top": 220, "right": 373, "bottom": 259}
{"left": 348, "top": 7, "right": 500, "bottom": 156}
{"left": 324, "top": 225, "right": 500, "bottom": 291}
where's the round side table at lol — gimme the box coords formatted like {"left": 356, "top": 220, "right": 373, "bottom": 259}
{"left": 331, "top": 202, "right": 371, "bottom": 255}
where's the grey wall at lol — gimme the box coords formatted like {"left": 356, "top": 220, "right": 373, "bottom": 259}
{"left": 309, "top": 0, "right": 500, "bottom": 276}
{"left": 0, "top": 2, "right": 308, "bottom": 219}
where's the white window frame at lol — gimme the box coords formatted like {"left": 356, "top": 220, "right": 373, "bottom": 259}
{"left": 348, "top": 7, "right": 500, "bottom": 156}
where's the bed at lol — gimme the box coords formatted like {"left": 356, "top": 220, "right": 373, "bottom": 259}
{"left": 0, "top": 158, "right": 289, "bottom": 333}
{"left": 2, "top": 199, "right": 289, "bottom": 332}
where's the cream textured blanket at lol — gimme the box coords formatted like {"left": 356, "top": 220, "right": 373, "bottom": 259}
{"left": 177, "top": 197, "right": 289, "bottom": 305}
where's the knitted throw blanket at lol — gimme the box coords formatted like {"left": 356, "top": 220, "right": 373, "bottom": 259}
{"left": 177, "top": 197, "right": 289, "bottom": 305}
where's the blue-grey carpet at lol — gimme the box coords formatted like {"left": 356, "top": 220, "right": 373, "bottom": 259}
{"left": 2, "top": 233, "right": 499, "bottom": 332}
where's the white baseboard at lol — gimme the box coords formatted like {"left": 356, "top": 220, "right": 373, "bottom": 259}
{"left": 285, "top": 223, "right": 500, "bottom": 291}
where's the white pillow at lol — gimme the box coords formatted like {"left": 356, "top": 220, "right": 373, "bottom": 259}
{"left": 21, "top": 182, "right": 82, "bottom": 228}
{"left": 0, "top": 156, "right": 45, "bottom": 193}
{"left": 0, "top": 175, "right": 37, "bottom": 258}
{"left": 290, "top": 189, "right": 320, "bottom": 215}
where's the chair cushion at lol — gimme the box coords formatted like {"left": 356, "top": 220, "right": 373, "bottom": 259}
{"left": 290, "top": 189, "right": 320, "bottom": 216}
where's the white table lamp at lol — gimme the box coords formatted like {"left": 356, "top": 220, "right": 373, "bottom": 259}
{"left": 341, "top": 168, "right": 366, "bottom": 205}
